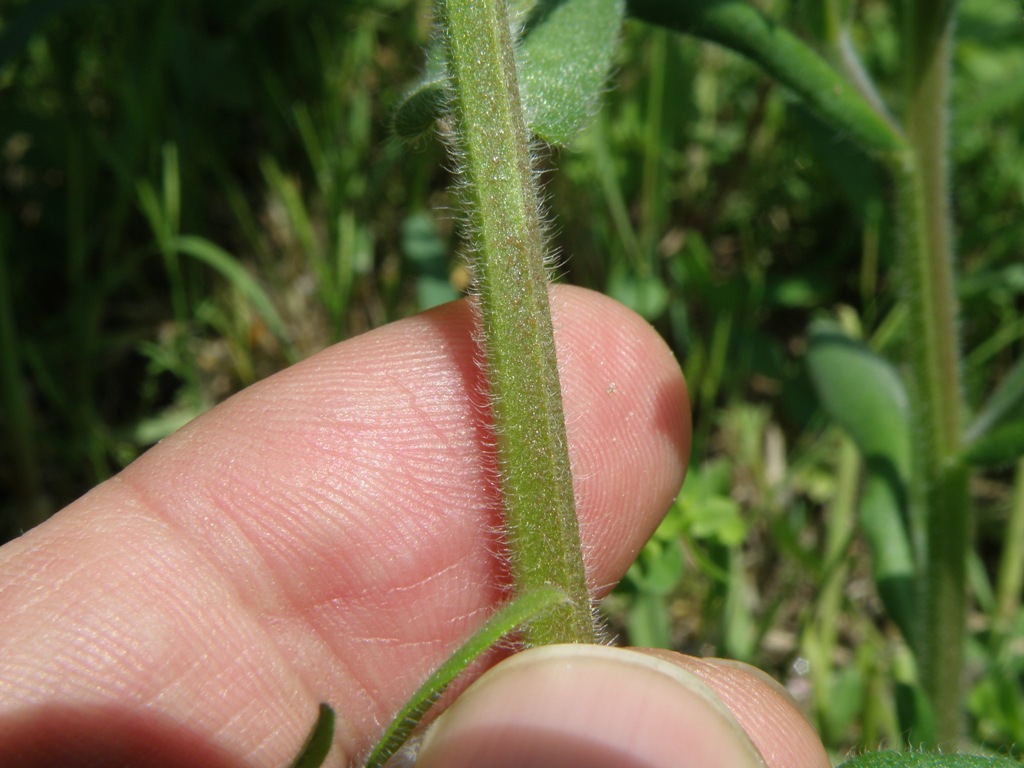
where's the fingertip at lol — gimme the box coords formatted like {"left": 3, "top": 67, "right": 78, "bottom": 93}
{"left": 416, "top": 644, "right": 763, "bottom": 768}
{"left": 549, "top": 286, "right": 691, "bottom": 590}
{"left": 638, "top": 652, "right": 832, "bottom": 768}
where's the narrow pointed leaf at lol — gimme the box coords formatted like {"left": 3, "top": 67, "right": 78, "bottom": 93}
{"left": 172, "top": 235, "right": 297, "bottom": 361}
{"left": 965, "top": 356, "right": 1024, "bottom": 445}
{"left": 364, "top": 588, "right": 569, "bottom": 768}
{"left": 288, "top": 703, "right": 335, "bottom": 768}
{"left": 962, "top": 419, "right": 1024, "bottom": 468}
{"left": 626, "top": 0, "right": 905, "bottom": 160}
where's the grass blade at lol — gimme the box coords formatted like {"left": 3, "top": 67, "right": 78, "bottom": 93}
{"left": 172, "top": 235, "right": 298, "bottom": 362}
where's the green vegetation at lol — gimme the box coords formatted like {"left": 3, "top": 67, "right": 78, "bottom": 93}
{"left": 2, "top": 0, "right": 1023, "bottom": 763}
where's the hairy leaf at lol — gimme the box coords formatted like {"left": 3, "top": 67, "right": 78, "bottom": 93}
{"left": 517, "top": 0, "right": 625, "bottom": 145}
{"left": 393, "top": 0, "right": 625, "bottom": 145}
{"left": 363, "top": 588, "right": 569, "bottom": 768}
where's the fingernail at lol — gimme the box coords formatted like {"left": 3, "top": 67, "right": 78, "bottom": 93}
{"left": 416, "top": 644, "right": 766, "bottom": 768}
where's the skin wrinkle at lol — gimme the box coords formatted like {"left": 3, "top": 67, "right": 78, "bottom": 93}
{"left": 264, "top": 478, "right": 489, "bottom": 613}
{"left": 7, "top": 528, "right": 300, "bottom": 736}
{"left": 234, "top": 352, "right": 494, "bottom": 601}
{"left": 21, "top": 489, "right": 314, "bottom": 764}
{"left": 115, "top": 472, "right": 299, "bottom": 644}
{"left": 381, "top": 365, "right": 470, "bottom": 447}
{"left": 255, "top": 610, "right": 368, "bottom": 760}
{"left": 0, "top": 287, "right": 692, "bottom": 766}
{"left": 201, "top": 387, "right": 497, "bottom": 753}
{"left": 126, "top": 378, "right": 480, "bottom": 619}
{"left": 1, "top": 529, "right": 88, "bottom": 615}
{"left": 231, "top": 421, "right": 499, "bottom": 765}
{"left": 252, "top": 536, "right": 487, "bottom": 758}
{"left": 6, "top": 524, "right": 176, "bottom": 700}
{"left": 115, "top": 456, "right": 294, "bottom": 619}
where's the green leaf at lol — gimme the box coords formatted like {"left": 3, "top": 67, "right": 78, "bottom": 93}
{"left": 627, "top": 591, "right": 673, "bottom": 648}
{"left": 392, "top": 41, "right": 449, "bottom": 141}
{"left": 392, "top": 75, "right": 448, "bottom": 140}
{"left": 363, "top": 587, "right": 569, "bottom": 768}
{"left": 806, "top": 319, "right": 911, "bottom": 475}
{"left": 288, "top": 703, "right": 335, "bottom": 768}
{"left": 677, "top": 460, "right": 747, "bottom": 548}
{"left": 860, "top": 472, "right": 917, "bottom": 648}
{"left": 517, "top": 0, "right": 626, "bottom": 145}
{"left": 606, "top": 267, "right": 669, "bottom": 321}
{"left": 806, "top": 320, "right": 917, "bottom": 644}
{"left": 172, "top": 235, "right": 297, "bottom": 361}
{"left": 393, "top": 0, "right": 626, "bottom": 145}
{"left": 632, "top": 538, "right": 685, "bottom": 595}
{"left": 838, "top": 753, "right": 1021, "bottom": 767}
{"left": 966, "top": 357, "right": 1024, "bottom": 446}
{"left": 962, "top": 419, "right": 1024, "bottom": 467}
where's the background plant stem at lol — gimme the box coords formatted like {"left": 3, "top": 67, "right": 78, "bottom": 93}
{"left": 437, "top": 0, "right": 594, "bottom": 644}
{"left": 995, "top": 459, "right": 1024, "bottom": 634}
{"left": 0, "top": 218, "right": 46, "bottom": 532}
{"left": 630, "top": 0, "right": 973, "bottom": 743}
{"left": 626, "top": 0, "right": 906, "bottom": 160}
{"left": 898, "top": 2, "right": 968, "bottom": 745}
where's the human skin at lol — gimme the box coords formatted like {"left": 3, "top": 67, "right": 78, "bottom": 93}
{"left": 0, "top": 286, "right": 829, "bottom": 767}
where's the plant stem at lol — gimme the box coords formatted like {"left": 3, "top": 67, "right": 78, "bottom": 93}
{"left": 807, "top": 432, "right": 860, "bottom": 742}
{"left": 626, "top": 0, "right": 906, "bottom": 161}
{"left": 995, "top": 459, "right": 1024, "bottom": 634}
{"left": 898, "top": 2, "right": 968, "bottom": 745}
{"left": 633, "top": 0, "right": 970, "bottom": 742}
{"left": 0, "top": 217, "right": 46, "bottom": 531}
{"left": 437, "top": 0, "right": 594, "bottom": 645}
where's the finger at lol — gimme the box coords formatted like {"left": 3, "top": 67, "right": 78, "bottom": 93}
{"left": 0, "top": 286, "right": 690, "bottom": 767}
{"left": 638, "top": 651, "right": 831, "bottom": 768}
{"left": 415, "top": 645, "right": 770, "bottom": 768}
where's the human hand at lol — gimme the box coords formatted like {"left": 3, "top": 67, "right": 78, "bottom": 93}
{"left": 0, "top": 286, "right": 828, "bottom": 767}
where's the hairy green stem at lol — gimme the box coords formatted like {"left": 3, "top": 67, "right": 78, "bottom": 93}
{"left": 438, "top": 0, "right": 594, "bottom": 644}
{"left": 898, "top": 4, "right": 968, "bottom": 744}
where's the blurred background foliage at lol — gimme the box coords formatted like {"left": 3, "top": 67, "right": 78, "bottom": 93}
{"left": 1, "top": 0, "right": 1021, "bottom": 757}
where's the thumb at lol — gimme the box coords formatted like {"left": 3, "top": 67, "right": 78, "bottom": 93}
{"left": 415, "top": 644, "right": 817, "bottom": 768}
